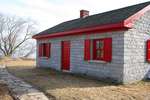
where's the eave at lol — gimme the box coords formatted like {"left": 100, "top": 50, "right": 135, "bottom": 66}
{"left": 32, "top": 5, "right": 150, "bottom": 40}
{"left": 33, "top": 22, "right": 130, "bottom": 40}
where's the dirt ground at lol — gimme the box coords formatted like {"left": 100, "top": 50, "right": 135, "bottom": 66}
{"left": 4, "top": 58, "right": 150, "bottom": 100}
{"left": 0, "top": 57, "right": 35, "bottom": 100}
{"left": 0, "top": 83, "right": 14, "bottom": 100}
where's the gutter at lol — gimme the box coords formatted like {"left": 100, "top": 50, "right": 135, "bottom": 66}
{"left": 32, "top": 22, "right": 129, "bottom": 40}
{"left": 32, "top": 5, "right": 150, "bottom": 40}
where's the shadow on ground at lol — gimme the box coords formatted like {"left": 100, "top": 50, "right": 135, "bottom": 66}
{"left": 7, "top": 66, "right": 150, "bottom": 100}
{"left": 7, "top": 66, "right": 118, "bottom": 90}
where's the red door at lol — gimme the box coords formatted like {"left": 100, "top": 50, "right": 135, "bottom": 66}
{"left": 61, "top": 41, "right": 70, "bottom": 71}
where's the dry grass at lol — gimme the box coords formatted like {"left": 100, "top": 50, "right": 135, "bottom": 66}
{"left": 0, "top": 57, "right": 35, "bottom": 100}
{"left": 0, "top": 57, "right": 35, "bottom": 67}
{"left": 0, "top": 83, "right": 14, "bottom": 100}
{"left": 3, "top": 58, "right": 150, "bottom": 100}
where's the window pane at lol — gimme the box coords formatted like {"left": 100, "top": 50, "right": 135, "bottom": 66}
{"left": 99, "top": 41, "right": 104, "bottom": 49}
{"left": 100, "top": 50, "right": 104, "bottom": 58}
{"left": 96, "top": 50, "right": 100, "bottom": 58}
{"left": 96, "top": 40, "right": 104, "bottom": 49}
{"left": 96, "top": 50, "right": 104, "bottom": 59}
{"left": 43, "top": 43, "right": 47, "bottom": 57}
{"left": 96, "top": 41, "right": 100, "bottom": 49}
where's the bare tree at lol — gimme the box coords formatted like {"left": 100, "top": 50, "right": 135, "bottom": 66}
{"left": 0, "top": 13, "right": 37, "bottom": 57}
{"left": 15, "top": 40, "right": 36, "bottom": 58}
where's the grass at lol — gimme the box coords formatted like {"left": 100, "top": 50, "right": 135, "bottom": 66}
{"left": 1, "top": 58, "right": 150, "bottom": 100}
{"left": 0, "top": 57, "right": 35, "bottom": 100}
{"left": 0, "top": 83, "right": 14, "bottom": 100}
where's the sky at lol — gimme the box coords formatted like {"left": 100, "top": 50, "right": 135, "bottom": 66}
{"left": 0, "top": 0, "right": 149, "bottom": 32}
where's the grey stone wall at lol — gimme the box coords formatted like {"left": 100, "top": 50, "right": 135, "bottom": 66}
{"left": 70, "top": 33, "right": 125, "bottom": 83}
{"left": 123, "top": 11, "right": 150, "bottom": 83}
{"left": 36, "top": 31, "right": 125, "bottom": 83}
{"left": 36, "top": 40, "right": 61, "bottom": 70}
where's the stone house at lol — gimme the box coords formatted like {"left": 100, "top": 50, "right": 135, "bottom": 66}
{"left": 33, "top": 2, "right": 150, "bottom": 83}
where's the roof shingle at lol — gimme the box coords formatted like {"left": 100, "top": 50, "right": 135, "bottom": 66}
{"left": 37, "top": 1, "right": 150, "bottom": 36}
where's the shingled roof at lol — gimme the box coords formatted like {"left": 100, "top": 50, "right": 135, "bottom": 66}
{"left": 35, "top": 1, "right": 150, "bottom": 37}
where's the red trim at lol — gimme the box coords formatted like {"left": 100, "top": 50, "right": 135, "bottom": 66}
{"left": 103, "top": 38, "right": 112, "bottom": 62}
{"left": 147, "top": 40, "right": 150, "bottom": 62}
{"left": 93, "top": 39, "right": 105, "bottom": 60}
{"left": 84, "top": 39, "right": 91, "bottom": 60}
{"left": 33, "top": 5, "right": 150, "bottom": 40}
{"left": 46, "top": 43, "right": 51, "bottom": 58}
{"left": 92, "top": 38, "right": 112, "bottom": 62}
{"left": 61, "top": 41, "right": 70, "bottom": 70}
{"left": 124, "top": 5, "right": 150, "bottom": 27}
{"left": 33, "top": 22, "right": 128, "bottom": 39}
{"left": 38, "top": 44, "right": 42, "bottom": 57}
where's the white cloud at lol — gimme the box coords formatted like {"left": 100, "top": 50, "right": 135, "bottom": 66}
{"left": 0, "top": 0, "right": 149, "bottom": 32}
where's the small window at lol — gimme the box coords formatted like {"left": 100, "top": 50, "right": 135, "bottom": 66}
{"left": 84, "top": 38, "right": 112, "bottom": 62}
{"left": 147, "top": 40, "right": 150, "bottom": 62}
{"left": 43, "top": 43, "right": 47, "bottom": 57}
{"left": 39, "top": 43, "right": 51, "bottom": 58}
{"left": 93, "top": 39, "right": 105, "bottom": 60}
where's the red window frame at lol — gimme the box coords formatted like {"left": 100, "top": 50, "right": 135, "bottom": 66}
{"left": 147, "top": 40, "right": 150, "bottom": 62}
{"left": 84, "top": 39, "right": 91, "bottom": 60}
{"left": 93, "top": 39, "right": 105, "bottom": 60}
{"left": 39, "top": 43, "right": 51, "bottom": 58}
{"left": 42, "top": 43, "right": 47, "bottom": 57}
{"left": 84, "top": 38, "right": 112, "bottom": 62}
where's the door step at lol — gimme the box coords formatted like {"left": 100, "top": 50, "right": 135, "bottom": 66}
{"left": 62, "top": 70, "right": 70, "bottom": 73}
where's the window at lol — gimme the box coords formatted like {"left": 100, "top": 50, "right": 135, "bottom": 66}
{"left": 84, "top": 38, "right": 112, "bottom": 62}
{"left": 42, "top": 43, "right": 47, "bottom": 57}
{"left": 39, "top": 43, "right": 51, "bottom": 58}
{"left": 93, "top": 39, "right": 104, "bottom": 60}
{"left": 147, "top": 40, "right": 150, "bottom": 62}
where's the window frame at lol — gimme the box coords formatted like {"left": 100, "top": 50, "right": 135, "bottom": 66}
{"left": 39, "top": 43, "right": 51, "bottom": 58}
{"left": 42, "top": 43, "right": 47, "bottom": 57}
{"left": 147, "top": 40, "right": 150, "bottom": 62}
{"left": 92, "top": 39, "right": 105, "bottom": 60}
{"left": 84, "top": 38, "right": 112, "bottom": 62}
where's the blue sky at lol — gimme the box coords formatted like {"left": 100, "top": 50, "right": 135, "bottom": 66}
{"left": 0, "top": 0, "right": 149, "bottom": 32}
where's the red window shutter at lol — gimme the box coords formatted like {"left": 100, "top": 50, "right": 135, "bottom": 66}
{"left": 46, "top": 43, "right": 51, "bottom": 58}
{"left": 147, "top": 40, "right": 150, "bottom": 62}
{"left": 84, "top": 39, "right": 91, "bottom": 60}
{"left": 39, "top": 44, "right": 42, "bottom": 57}
{"left": 92, "top": 39, "right": 98, "bottom": 60}
{"left": 104, "top": 38, "right": 112, "bottom": 62}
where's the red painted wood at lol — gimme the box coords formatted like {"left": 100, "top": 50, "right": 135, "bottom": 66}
{"left": 84, "top": 39, "right": 91, "bottom": 60}
{"left": 92, "top": 38, "right": 112, "bottom": 62}
{"left": 147, "top": 40, "right": 150, "bottom": 62}
{"left": 43, "top": 43, "right": 47, "bottom": 57}
{"left": 124, "top": 5, "right": 150, "bottom": 27}
{"left": 93, "top": 39, "right": 104, "bottom": 60}
{"left": 104, "top": 38, "right": 112, "bottom": 62}
{"left": 93, "top": 39, "right": 105, "bottom": 60}
{"left": 39, "top": 44, "right": 42, "bottom": 57}
{"left": 92, "top": 39, "right": 97, "bottom": 60}
{"left": 46, "top": 43, "right": 51, "bottom": 58}
{"left": 33, "top": 22, "right": 128, "bottom": 40}
{"left": 61, "top": 41, "right": 70, "bottom": 70}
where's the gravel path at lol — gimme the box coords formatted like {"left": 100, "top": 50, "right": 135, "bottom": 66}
{"left": 0, "top": 65, "right": 49, "bottom": 100}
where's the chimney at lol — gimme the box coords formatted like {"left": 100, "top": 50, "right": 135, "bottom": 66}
{"left": 80, "top": 10, "right": 89, "bottom": 18}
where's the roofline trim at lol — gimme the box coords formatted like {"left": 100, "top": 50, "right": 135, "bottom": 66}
{"left": 33, "top": 22, "right": 129, "bottom": 39}
{"left": 124, "top": 5, "right": 150, "bottom": 27}
{"left": 33, "top": 4, "right": 150, "bottom": 40}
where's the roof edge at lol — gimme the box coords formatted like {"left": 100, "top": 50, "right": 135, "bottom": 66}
{"left": 124, "top": 4, "right": 150, "bottom": 27}
{"left": 32, "top": 22, "right": 129, "bottom": 40}
{"left": 33, "top": 4, "right": 150, "bottom": 40}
